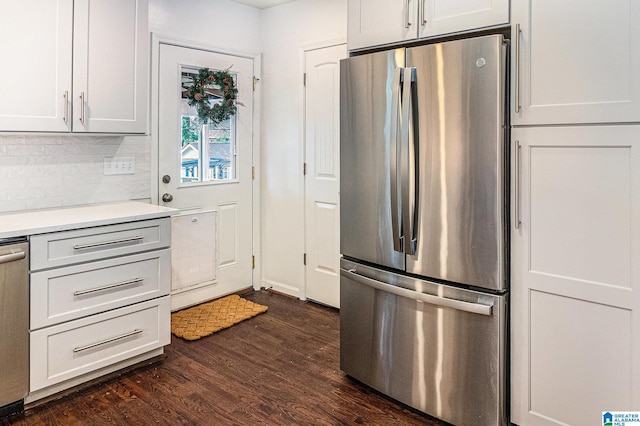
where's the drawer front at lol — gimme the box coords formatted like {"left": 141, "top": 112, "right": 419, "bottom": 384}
{"left": 30, "top": 218, "right": 171, "bottom": 271}
{"left": 30, "top": 249, "right": 171, "bottom": 329}
{"left": 30, "top": 297, "right": 170, "bottom": 391}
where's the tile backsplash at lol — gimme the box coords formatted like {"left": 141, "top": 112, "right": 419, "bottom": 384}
{"left": 0, "top": 134, "right": 151, "bottom": 213}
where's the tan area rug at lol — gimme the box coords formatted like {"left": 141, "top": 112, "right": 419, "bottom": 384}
{"left": 171, "top": 294, "right": 268, "bottom": 341}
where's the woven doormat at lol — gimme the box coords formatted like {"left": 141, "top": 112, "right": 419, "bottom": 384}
{"left": 171, "top": 294, "right": 268, "bottom": 341}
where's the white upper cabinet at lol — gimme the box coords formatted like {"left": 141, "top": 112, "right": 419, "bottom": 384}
{"left": 512, "top": 0, "right": 640, "bottom": 125}
{"left": 0, "top": 0, "right": 148, "bottom": 133}
{"left": 72, "top": 0, "right": 148, "bottom": 133}
{"left": 348, "top": 0, "right": 509, "bottom": 51}
{"left": 0, "top": 0, "right": 73, "bottom": 132}
{"left": 348, "top": 0, "right": 417, "bottom": 50}
{"left": 419, "top": 0, "right": 509, "bottom": 39}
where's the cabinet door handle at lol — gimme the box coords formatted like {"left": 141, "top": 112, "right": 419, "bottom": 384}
{"left": 515, "top": 140, "right": 522, "bottom": 229}
{"left": 0, "top": 250, "right": 25, "bottom": 265}
{"left": 73, "top": 278, "right": 144, "bottom": 296}
{"left": 405, "top": 0, "right": 412, "bottom": 28}
{"left": 420, "top": 0, "right": 426, "bottom": 26}
{"left": 73, "top": 329, "right": 143, "bottom": 353}
{"left": 73, "top": 235, "right": 145, "bottom": 250}
{"left": 63, "top": 91, "right": 69, "bottom": 124}
{"left": 79, "top": 91, "right": 85, "bottom": 124}
{"left": 515, "top": 23, "right": 522, "bottom": 114}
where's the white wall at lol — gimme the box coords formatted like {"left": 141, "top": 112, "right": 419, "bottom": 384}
{"left": 149, "top": 0, "right": 261, "bottom": 50}
{"left": 259, "top": 0, "right": 347, "bottom": 297}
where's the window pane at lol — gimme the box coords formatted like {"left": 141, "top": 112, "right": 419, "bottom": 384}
{"left": 180, "top": 68, "right": 237, "bottom": 184}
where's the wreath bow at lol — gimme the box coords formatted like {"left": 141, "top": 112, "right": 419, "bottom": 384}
{"left": 186, "top": 67, "right": 240, "bottom": 124}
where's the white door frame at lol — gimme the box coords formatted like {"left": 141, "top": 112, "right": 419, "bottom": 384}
{"left": 150, "top": 33, "right": 262, "bottom": 290}
{"left": 299, "top": 38, "right": 346, "bottom": 302}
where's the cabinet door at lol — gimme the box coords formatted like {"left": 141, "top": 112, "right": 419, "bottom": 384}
{"left": 511, "top": 126, "right": 640, "bottom": 425}
{"left": 419, "top": 0, "right": 509, "bottom": 39}
{"left": 0, "top": 0, "right": 73, "bottom": 132}
{"left": 512, "top": 0, "right": 640, "bottom": 125}
{"left": 347, "top": 0, "right": 417, "bottom": 50}
{"left": 72, "top": 0, "right": 148, "bottom": 133}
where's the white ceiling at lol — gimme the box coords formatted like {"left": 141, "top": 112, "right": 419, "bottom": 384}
{"left": 230, "top": 0, "right": 295, "bottom": 9}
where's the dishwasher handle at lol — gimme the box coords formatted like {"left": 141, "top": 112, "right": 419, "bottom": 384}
{"left": 0, "top": 250, "right": 26, "bottom": 265}
{"left": 341, "top": 267, "right": 493, "bottom": 316}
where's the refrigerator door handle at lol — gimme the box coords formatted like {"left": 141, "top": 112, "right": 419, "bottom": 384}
{"left": 390, "top": 67, "right": 404, "bottom": 252}
{"left": 401, "top": 67, "right": 418, "bottom": 255}
{"left": 341, "top": 267, "right": 494, "bottom": 316}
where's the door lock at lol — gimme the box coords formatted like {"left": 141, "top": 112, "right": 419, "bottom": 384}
{"left": 162, "top": 193, "right": 173, "bottom": 202}
{"left": 162, "top": 175, "right": 171, "bottom": 184}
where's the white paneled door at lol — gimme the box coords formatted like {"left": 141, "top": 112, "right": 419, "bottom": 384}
{"left": 304, "top": 43, "right": 347, "bottom": 308}
{"left": 158, "top": 44, "right": 254, "bottom": 308}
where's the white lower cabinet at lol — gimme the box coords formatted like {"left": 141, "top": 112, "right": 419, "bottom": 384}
{"left": 511, "top": 125, "right": 640, "bottom": 425}
{"left": 30, "top": 297, "right": 170, "bottom": 392}
{"left": 28, "top": 218, "right": 171, "bottom": 402}
{"left": 30, "top": 249, "right": 171, "bottom": 329}
{"left": 29, "top": 218, "right": 171, "bottom": 271}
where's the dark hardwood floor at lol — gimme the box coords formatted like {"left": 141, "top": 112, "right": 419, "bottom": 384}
{"left": 4, "top": 290, "right": 445, "bottom": 425}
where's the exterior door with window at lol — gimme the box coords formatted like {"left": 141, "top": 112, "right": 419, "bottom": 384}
{"left": 158, "top": 44, "right": 254, "bottom": 309}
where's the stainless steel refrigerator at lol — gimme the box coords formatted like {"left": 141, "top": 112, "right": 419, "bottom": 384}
{"left": 339, "top": 34, "right": 508, "bottom": 426}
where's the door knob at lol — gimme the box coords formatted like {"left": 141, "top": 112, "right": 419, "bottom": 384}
{"left": 162, "top": 175, "right": 171, "bottom": 184}
{"left": 162, "top": 193, "right": 173, "bottom": 202}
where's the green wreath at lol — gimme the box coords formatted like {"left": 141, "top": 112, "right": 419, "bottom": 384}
{"left": 186, "top": 67, "right": 239, "bottom": 125}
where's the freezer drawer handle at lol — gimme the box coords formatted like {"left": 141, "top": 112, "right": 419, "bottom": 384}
{"left": 73, "top": 329, "right": 143, "bottom": 353}
{"left": 0, "top": 250, "right": 26, "bottom": 265}
{"left": 73, "top": 278, "right": 144, "bottom": 296}
{"left": 341, "top": 268, "right": 493, "bottom": 316}
{"left": 73, "top": 235, "right": 145, "bottom": 250}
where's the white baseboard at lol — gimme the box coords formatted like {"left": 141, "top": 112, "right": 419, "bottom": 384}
{"left": 260, "top": 278, "right": 300, "bottom": 299}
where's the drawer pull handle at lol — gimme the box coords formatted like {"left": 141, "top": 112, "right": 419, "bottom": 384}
{"left": 73, "top": 236, "right": 145, "bottom": 250}
{"left": 73, "top": 278, "right": 144, "bottom": 296}
{"left": 73, "top": 329, "right": 143, "bottom": 353}
{"left": 0, "top": 250, "right": 26, "bottom": 264}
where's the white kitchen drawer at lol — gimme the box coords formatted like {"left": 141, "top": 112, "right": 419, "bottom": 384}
{"left": 30, "top": 249, "right": 171, "bottom": 330}
{"left": 30, "top": 296, "right": 170, "bottom": 392}
{"left": 30, "top": 218, "right": 170, "bottom": 271}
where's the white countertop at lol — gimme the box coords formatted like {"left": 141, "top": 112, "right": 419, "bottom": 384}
{"left": 0, "top": 201, "right": 177, "bottom": 239}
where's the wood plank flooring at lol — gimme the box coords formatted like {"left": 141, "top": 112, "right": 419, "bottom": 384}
{"left": 3, "top": 290, "right": 445, "bottom": 425}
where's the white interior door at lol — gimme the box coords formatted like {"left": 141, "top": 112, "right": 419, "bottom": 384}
{"left": 304, "top": 43, "right": 347, "bottom": 308}
{"left": 158, "top": 44, "right": 254, "bottom": 309}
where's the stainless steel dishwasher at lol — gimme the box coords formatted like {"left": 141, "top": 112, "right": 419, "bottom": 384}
{"left": 0, "top": 238, "right": 28, "bottom": 416}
